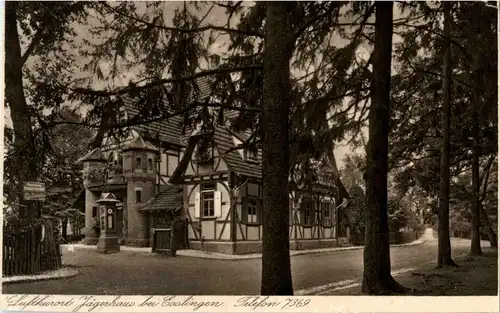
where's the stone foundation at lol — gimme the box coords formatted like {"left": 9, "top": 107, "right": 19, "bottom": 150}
{"left": 188, "top": 238, "right": 349, "bottom": 255}
{"left": 290, "top": 239, "right": 339, "bottom": 250}
{"left": 189, "top": 241, "right": 235, "bottom": 254}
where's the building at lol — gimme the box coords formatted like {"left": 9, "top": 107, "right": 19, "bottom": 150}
{"left": 78, "top": 81, "right": 350, "bottom": 254}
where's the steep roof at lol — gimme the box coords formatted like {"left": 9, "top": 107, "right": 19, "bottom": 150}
{"left": 120, "top": 94, "right": 184, "bottom": 146}
{"left": 139, "top": 185, "right": 183, "bottom": 212}
{"left": 214, "top": 127, "right": 262, "bottom": 178}
{"left": 118, "top": 76, "right": 214, "bottom": 147}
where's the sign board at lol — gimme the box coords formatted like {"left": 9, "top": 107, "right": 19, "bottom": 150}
{"left": 23, "top": 182, "right": 46, "bottom": 201}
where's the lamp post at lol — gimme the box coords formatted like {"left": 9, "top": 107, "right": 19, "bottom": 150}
{"left": 96, "top": 192, "right": 120, "bottom": 254}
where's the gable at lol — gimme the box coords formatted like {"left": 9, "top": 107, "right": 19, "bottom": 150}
{"left": 213, "top": 127, "right": 262, "bottom": 178}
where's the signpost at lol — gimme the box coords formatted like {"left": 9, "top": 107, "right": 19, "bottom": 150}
{"left": 23, "top": 182, "right": 46, "bottom": 201}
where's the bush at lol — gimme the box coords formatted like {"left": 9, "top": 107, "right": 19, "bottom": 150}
{"left": 344, "top": 185, "right": 366, "bottom": 236}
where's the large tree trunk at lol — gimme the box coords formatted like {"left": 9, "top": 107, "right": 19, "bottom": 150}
{"left": 260, "top": 2, "right": 294, "bottom": 295}
{"left": 469, "top": 45, "right": 483, "bottom": 257}
{"left": 437, "top": 1, "right": 457, "bottom": 267}
{"left": 479, "top": 157, "right": 497, "bottom": 248}
{"left": 5, "top": 1, "right": 39, "bottom": 220}
{"left": 361, "top": 1, "right": 404, "bottom": 294}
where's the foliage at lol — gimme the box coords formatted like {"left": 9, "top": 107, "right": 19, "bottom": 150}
{"left": 389, "top": 2, "right": 497, "bottom": 195}
{"left": 344, "top": 184, "right": 366, "bottom": 236}
{"left": 388, "top": 198, "right": 419, "bottom": 232}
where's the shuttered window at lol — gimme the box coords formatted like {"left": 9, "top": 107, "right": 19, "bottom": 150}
{"left": 243, "top": 196, "right": 262, "bottom": 224}
{"left": 195, "top": 184, "right": 221, "bottom": 219}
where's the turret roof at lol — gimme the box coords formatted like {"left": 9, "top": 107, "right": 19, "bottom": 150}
{"left": 122, "top": 136, "right": 158, "bottom": 152}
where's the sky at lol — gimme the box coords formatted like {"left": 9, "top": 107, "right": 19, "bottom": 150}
{"left": 2, "top": 1, "right": 413, "bottom": 169}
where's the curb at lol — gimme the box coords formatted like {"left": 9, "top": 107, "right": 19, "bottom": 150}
{"left": 63, "top": 244, "right": 153, "bottom": 253}
{"left": 176, "top": 240, "right": 427, "bottom": 260}
{"left": 65, "top": 240, "right": 427, "bottom": 261}
{"left": 2, "top": 266, "right": 80, "bottom": 285}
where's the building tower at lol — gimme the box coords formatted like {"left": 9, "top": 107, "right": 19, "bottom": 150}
{"left": 122, "top": 136, "right": 158, "bottom": 246}
{"left": 79, "top": 148, "right": 107, "bottom": 245}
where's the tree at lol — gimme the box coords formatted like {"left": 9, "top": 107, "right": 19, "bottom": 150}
{"left": 341, "top": 153, "right": 366, "bottom": 241}
{"left": 388, "top": 1, "right": 496, "bottom": 264}
{"left": 437, "top": 0, "right": 457, "bottom": 267}
{"left": 4, "top": 1, "right": 90, "bottom": 221}
{"left": 260, "top": 2, "right": 294, "bottom": 295}
{"left": 40, "top": 109, "right": 94, "bottom": 241}
{"left": 362, "top": 1, "right": 405, "bottom": 294}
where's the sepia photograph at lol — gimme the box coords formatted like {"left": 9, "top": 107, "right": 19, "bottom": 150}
{"left": 2, "top": 0, "right": 498, "bottom": 307}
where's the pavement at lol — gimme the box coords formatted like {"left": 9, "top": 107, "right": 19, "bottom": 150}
{"left": 2, "top": 266, "right": 79, "bottom": 285}
{"left": 4, "top": 237, "right": 493, "bottom": 295}
{"left": 316, "top": 246, "right": 498, "bottom": 296}
{"left": 63, "top": 239, "right": 425, "bottom": 260}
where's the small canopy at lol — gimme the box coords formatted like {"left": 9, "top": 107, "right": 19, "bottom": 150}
{"left": 140, "top": 185, "right": 182, "bottom": 213}
{"left": 97, "top": 192, "right": 120, "bottom": 204}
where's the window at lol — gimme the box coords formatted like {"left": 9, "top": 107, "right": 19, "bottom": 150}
{"left": 92, "top": 206, "right": 98, "bottom": 218}
{"left": 321, "top": 202, "right": 331, "bottom": 226}
{"left": 304, "top": 206, "right": 312, "bottom": 225}
{"left": 245, "top": 197, "right": 261, "bottom": 224}
{"left": 201, "top": 184, "right": 215, "bottom": 217}
{"left": 136, "top": 157, "right": 142, "bottom": 169}
{"left": 148, "top": 158, "right": 153, "bottom": 170}
{"left": 246, "top": 148, "right": 258, "bottom": 162}
{"left": 301, "top": 200, "right": 315, "bottom": 226}
{"left": 202, "top": 192, "right": 214, "bottom": 217}
{"left": 136, "top": 190, "right": 142, "bottom": 203}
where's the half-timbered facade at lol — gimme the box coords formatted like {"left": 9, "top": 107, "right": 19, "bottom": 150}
{"left": 171, "top": 125, "right": 350, "bottom": 254}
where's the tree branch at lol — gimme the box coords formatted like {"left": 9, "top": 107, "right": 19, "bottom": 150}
{"left": 21, "top": 30, "right": 45, "bottom": 66}
{"left": 102, "top": 2, "right": 264, "bottom": 38}
{"left": 290, "top": 4, "right": 339, "bottom": 44}
{"left": 46, "top": 99, "right": 262, "bottom": 133}
{"left": 72, "top": 64, "right": 263, "bottom": 97}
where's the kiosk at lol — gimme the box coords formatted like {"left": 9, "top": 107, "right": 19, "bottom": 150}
{"left": 96, "top": 192, "right": 120, "bottom": 254}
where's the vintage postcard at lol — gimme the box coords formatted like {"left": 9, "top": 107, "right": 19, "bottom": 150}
{"left": 1, "top": 1, "right": 498, "bottom": 312}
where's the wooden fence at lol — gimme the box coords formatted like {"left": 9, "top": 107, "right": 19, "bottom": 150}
{"left": 3, "top": 221, "right": 62, "bottom": 277}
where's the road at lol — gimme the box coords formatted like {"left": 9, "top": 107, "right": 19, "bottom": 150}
{"left": 2, "top": 239, "right": 490, "bottom": 295}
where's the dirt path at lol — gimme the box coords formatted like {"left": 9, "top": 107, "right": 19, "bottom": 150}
{"left": 329, "top": 247, "right": 498, "bottom": 296}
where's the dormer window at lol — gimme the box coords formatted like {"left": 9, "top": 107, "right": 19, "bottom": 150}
{"left": 136, "top": 157, "right": 142, "bottom": 169}
{"left": 246, "top": 147, "right": 258, "bottom": 163}
{"left": 118, "top": 108, "right": 127, "bottom": 124}
{"left": 196, "top": 138, "right": 213, "bottom": 165}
